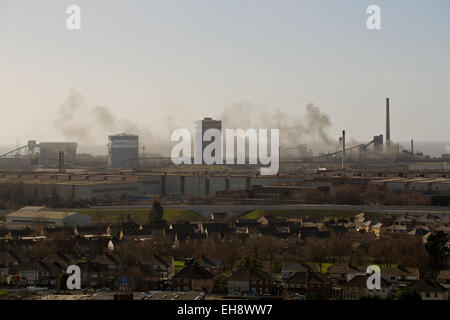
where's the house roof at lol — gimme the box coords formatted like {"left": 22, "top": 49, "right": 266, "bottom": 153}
{"left": 308, "top": 272, "right": 331, "bottom": 284}
{"left": 437, "top": 270, "right": 450, "bottom": 280}
{"left": 408, "top": 279, "right": 447, "bottom": 292}
{"left": 8, "top": 208, "right": 78, "bottom": 220}
{"left": 91, "top": 254, "right": 122, "bottom": 265}
{"left": 173, "top": 264, "right": 214, "bottom": 280}
{"left": 381, "top": 267, "right": 419, "bottom": 278}
{"left": 385, "top": 224, "right": 408, "bottom": 231}
{"left": 19, "top": 259, "right": 59, "bottom": 273}
{"left": 282, "top": 263, "right": 320, "bottom": 273}
{"left": 0, "top": 251, "right": 23, "bottom": 265}
{"left": 137, "top": 254, "right": 171, "bottom": 267}
{"left": 210, "top": 212, "right": 229, "bottom": 220}
{"left": 204, "top": 223, "right": 231, "bottom": 233}
{"left": 229, "top": 266, "right": 272, "bottom": 282}
{"left": 43, "top": 253, "right": 72, "bottom": 267}
{"left": 395, "top": 215, "right": 415, "bottom": 222}
{"left": 282, "top": 263, "right": 304, "bottom": 273}
{"left": 202, "top": 257, "right": 221, "bottom": 268}
{"left": 328, "top": 265, "right": 366, "bottom": 275}
{"left": 286, "top": 271, "right": 308, "bottom": 284}
{"left": 408, "top": 228, "right": 429, "bottom": 236}
{"left": 286, "top": 271, "right": 330, "bottom": 285}
{"left": 343, "top": 275, "right": 392, "bottom": 288}
{"left": 127, "top": 264, "right": 160, "bottom": 278}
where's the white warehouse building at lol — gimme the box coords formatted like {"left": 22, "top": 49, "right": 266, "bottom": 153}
{"left": 6, "top": 206, "right": 92, "bottom": 227}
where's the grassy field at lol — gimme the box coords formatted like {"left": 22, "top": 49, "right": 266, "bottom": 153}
{"left": 240, "top": 209, "right": 362, "bottom": 220}
{"left": 0, "top": 291, "right": 9, "bottom": 299}
{"left": 60, "top": 208, "right": 205, "bottom": 224}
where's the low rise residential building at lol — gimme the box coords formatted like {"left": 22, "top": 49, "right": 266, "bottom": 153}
{"left": 407, "top": 280, "right": 448, "bottom": 300}
{"left": 227, "top": 266, "right": 273, "bottom": 296}
{"left": 285, "top": 271, "right": 331, "bottom": 299}
{"left": 342, "top": 275, "right": 394, "bottom": 300}
{"left": 281, "top": 263, "right": 320, "bottom": 281}
{"left": 436, "top": 270, "right": 450, "bottom": 295}
{"left": 172, "top": 260, "right": 214, "bottom": 292}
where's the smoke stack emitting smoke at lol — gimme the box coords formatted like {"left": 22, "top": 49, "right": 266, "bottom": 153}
{"left": 53, "top": 91, "right": 337, "bottom": 156}
{"left": 217, "top": 101, "right": 336, "bottom": 152}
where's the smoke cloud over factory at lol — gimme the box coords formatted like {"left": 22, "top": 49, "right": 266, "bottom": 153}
{"left": 50, "top": 90, "right": 341, "bottom": 157}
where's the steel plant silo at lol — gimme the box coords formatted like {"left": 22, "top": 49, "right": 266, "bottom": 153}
{"left": 108, "top": 133, "right": 139, "bottom": 169}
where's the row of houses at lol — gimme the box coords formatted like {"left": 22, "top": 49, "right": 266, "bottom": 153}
{"left": 354, "top": 212, "right": 449, "bottom": 239}
{"left": 1, "top": 210, "right": 448, "bottom": 251}
{"left": 373, "top": 177, "right": 450, "bottom": 194}
{"left": 1, "top": 238, "right": 449, "bottom": 300}
{"left": 0, "top": 248, "right": 175, "bottom": 290}
{"left": 169, "top": 259, "right": 450, "bottom": 300}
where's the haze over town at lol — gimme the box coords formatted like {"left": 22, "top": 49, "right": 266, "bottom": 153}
{"left": 1, "top": 0, "right": 450, "bottom": 156}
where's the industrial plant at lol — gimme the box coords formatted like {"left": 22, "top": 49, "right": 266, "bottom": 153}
{"left": 1, "top": 98, "right": 443, "bottom": 171}
{"left": 107, "top": 133, "right": 139, "bottom": 169}
{"left": 195, "top": 117, "right": 222, "bottom": 164}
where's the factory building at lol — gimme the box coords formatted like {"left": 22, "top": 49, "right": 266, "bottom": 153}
{"left": 195, "top": 117, "right": 222, "bottom": 164}
{"left": 38, "top": 142, "right": 78, "bottom": 165}
{"left": 208, "top": 176, "right": 227, "bottom": 197}
{"left": 183, "top": 175, "right": 207, "bottom": 198}
{"left": 228, "top": 176, "right": 248, "bottom": 190}
{"left": 6, "top": 206, "right": 92, "bottom": 227}
{"left": 108, "top": 133, "right": 139, "bottom": 169}
{"left": 373, "top": 135, "right": 384, "bottom": 152}
{"left": 373, "top": 177, "right": 450, "bottom": 194}
{"left": 1, "top": 172, "right": 449, "bottom": 203}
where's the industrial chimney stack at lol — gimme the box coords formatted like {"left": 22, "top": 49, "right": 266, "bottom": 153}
{"left": 58, "top": 150, "right": 65, "bottom": 174}
{"left": 342, "top": 130, "right": 346, "bottom": 170}
{"left": 385, "top": 98, "right": 391, "bottom": 151}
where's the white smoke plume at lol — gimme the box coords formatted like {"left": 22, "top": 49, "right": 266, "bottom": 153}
{"left": 54, "top": 91, "right": 338, "bottom": 156}
{"left": 217, "top": 101, "right": 337, "bottom": 153}
{"left": 53, "top": 90, "right": 174, "bottom": 155}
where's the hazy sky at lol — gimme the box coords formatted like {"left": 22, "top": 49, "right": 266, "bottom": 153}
{"left": 1, "top": 0, "right": 449, "bottom": 151}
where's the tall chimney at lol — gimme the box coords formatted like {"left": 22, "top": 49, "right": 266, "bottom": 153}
{"left": 59, "top": 150, "right": 65, "bottom": 174}
{"left": 386, "top": 98, "right": 391, "bottom": 149}
{"left": 411, "top": 139, "right": 414, "bottom": 155}
{"left": 342, "top": 130, "right": 346, "bottom": 170}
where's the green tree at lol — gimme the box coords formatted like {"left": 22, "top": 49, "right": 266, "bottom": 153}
{"left": 236, "top": 256, "right": 262, "bottom": 270}
{"left": 58, "top": 273, "right": 69, "bottom": 290}
{"left": 331, "top": 185, "right": 362, "bottom": 205}
{"left": 425, "top": 231, "right": 449, "bottom": 276}
{"left": 150, "top": 201, "right": 165, "bottom": 224}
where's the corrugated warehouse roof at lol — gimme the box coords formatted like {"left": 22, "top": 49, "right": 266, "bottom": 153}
{"left": 7, "top": 208, "right": 78, "bottom": 219}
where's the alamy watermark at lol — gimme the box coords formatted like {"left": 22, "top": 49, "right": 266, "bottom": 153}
{"left": 367, "top": 5, "right": 381, "bottom": 30}
{"left": 171, "top": 128, "right": 279, "bottom": 176}
{"left": 65, "top": 4, "right": 381, "bottom": 31}
{"left": 366, "top": 265, "right": 381, "bottom": 290}
{"left": 66, "top": 5, "right": 81, "bottom": 30}
{"left": 62, "top": 263, "right": 381, "bottom": 291}
{"left": 66, "top": 265, "right": 81, "bottom": 290}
